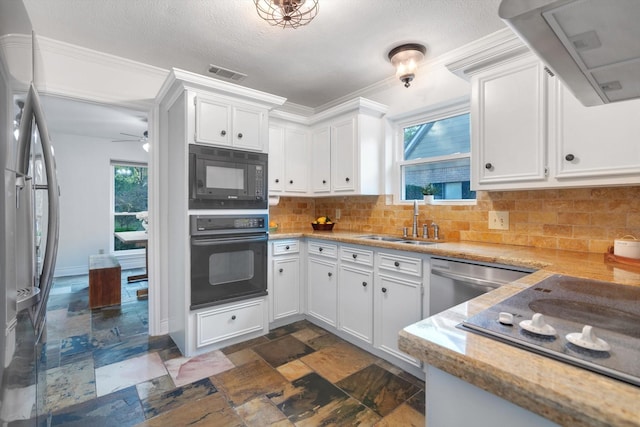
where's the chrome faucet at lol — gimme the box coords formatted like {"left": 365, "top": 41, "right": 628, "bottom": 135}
{"left": 431, "top": 223, "right": 440, "bottom": 240}
{"left": 412, "top": 200, "right": 419, "bottom": 238}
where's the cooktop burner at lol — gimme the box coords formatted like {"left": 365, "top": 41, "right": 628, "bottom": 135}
{"left": 460, "top": 275, "right": 640, "bottom": 387}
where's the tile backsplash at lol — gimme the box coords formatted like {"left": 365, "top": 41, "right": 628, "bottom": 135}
{"left": 269, "top": 186, "right": 640, "bottom": 254}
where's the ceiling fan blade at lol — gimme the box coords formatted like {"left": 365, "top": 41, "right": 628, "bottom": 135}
{"left": 119, "top": 132, "right": 141, "bottom": 138}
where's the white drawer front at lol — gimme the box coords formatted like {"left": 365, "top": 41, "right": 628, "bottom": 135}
{"left": 273, "top": 240, "right": 300, "bottom": 255}
{"left": 340, "top": 246, "right": 374, "bottom": 267}
{"left": 196, "top": 299, "right": 265, "bottom": 348}
{"left": 308, "top": 240, "right": 338, "bottom": 258}
{"left": 378, "top": 252, "right": 422, "bottom": 277}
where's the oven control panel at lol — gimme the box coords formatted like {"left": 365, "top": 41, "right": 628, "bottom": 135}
{"left": 190, "top": 214, "right": 268, "bottom": 235}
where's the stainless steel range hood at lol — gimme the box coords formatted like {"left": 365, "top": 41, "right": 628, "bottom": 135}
{"left": 499, "top": 0, "right": 640, "bottom": 106}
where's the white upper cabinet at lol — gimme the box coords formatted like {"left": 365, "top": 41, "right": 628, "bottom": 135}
{"left": 457, "top": 44, "right": 640, "bottom": 191}
{"left": 195, "top": 93, "right": 267, "bottom": 152}
{"left": 552, "top": 80, "right": 640, "bottom": 181}
{"left": 268, "top": 122, "right": 309, "bottom": 194}
{"left": 310, "top": 127, "right": 331, "bottom": 193}
{"left": 472, "top": 55, "right": 548, "bottom": 188}
{"left": 270, "top": 97, "right": 388, "bottom": 196}
{"left": 330, "top": 117, "right": 357, "bottom": 192}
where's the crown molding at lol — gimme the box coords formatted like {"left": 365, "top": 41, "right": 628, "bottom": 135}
{"left": 443, "top": 28, "right": 529, "bottom": 80}
{"left": 309, "top": 97, "right": 388, "bottom": 125}
{"left": 157, "top": 68, "right": 286, "bottom": 109}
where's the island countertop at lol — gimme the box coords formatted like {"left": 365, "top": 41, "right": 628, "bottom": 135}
{"left": 269, "top": 230, "right": 640, "bottom": 426}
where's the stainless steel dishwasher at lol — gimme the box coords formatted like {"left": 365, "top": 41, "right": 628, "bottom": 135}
{"left": 429, "top": 257, "right": 533, "bottom": 316}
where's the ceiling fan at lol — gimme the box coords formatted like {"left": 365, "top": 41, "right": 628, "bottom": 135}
{"left": 112, "top": 130, "right": 148, "bottom": 142}
{"left": 113, "top": 130, "right": 149, "bottom": 151}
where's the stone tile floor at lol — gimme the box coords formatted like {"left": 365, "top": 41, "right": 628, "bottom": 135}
{"left": 39, "top": 270, "right": 425, "bottom": 426}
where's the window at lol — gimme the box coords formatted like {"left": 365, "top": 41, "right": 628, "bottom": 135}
{"left": 112, "top": 163, "right": 148, "bottom": 251}
{"left": 397, "top": 101, "right": 475, "bottom": 202}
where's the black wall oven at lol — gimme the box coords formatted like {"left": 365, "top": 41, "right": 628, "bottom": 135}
{"left": 190, "top": 214, "right": 268, "bottom": 310}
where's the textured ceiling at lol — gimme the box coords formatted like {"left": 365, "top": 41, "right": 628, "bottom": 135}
{"left": 21, "top": 0, "right": 506, "bottom": 109}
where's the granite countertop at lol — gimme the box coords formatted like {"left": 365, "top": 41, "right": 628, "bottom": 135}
{"left": 269, "top": 229, "right": 640, "bottom": 426}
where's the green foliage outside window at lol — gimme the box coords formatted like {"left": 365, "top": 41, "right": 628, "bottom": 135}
{"left": 113, "top": 165, "right": 148, "bottom": 251}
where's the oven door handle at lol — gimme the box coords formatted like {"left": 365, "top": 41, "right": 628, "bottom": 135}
{"left": 191, "top": 235, "right": 268, "bottom": 246}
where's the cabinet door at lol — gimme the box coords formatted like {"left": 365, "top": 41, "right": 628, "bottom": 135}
{"left": 472, "top": 56, "right": 548, "bottom": 187}
{"left": 195, "top": 96, "right": 231, "bottom": 146}
{"left": 331, "top": 118, "right": 357, "bottom": 192}
{"left": 284, "top": 128, "right": 309, "bottom": 193}
{"left": 273, "top": 257, "right": 300, "bottom": 320}
{"left": 307, "top": 257, "right": 337, "bottom": 327}
{"left": 311, "top": 126, "right": 331, "bottom": 193}
{"left": 338, "top": 264, "right": 373, "bottom": 344}
{"left": 374, "top": 274, "right": 421, "bottom": 366}
{"left": 268, "top": 126, "right": 285, "bottom": 192}
{"left": 233, "top": 106, "right": 263, "bottom": 151}
{"left": 553, "top": 81, "right": 640, "bottom": 179}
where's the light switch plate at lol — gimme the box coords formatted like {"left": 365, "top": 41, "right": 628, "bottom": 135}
{"left": 489, "top": 211, "right": 509, "bottom": 230}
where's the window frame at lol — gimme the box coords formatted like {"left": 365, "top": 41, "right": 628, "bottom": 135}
{"left": 110, "top": 160, "right": 148, "bottom": 254}
{"left": 392, "top": 97, "right": 476, "bottom": 206}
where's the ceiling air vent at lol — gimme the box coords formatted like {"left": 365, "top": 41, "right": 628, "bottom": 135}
{"left": 208, "top": 64, "right": 247, "bottom": 82}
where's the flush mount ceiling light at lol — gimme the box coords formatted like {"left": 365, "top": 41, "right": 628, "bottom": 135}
{"left": 254, "top": 0, "right": 319, "bottom": 29}
{"left": 388, "top": 43, "right": 427, "bottom": 88}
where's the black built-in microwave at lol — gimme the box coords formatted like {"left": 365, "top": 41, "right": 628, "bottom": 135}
{"left": 189, "top": 144, "right": 267, "bottom": 209}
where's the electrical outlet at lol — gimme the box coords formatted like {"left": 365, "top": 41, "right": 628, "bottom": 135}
{"left": 488, "top": 211, "right": 509, "bottom": 230}
{"left": 335, "top": 208, "right": 341, "bottom": 220}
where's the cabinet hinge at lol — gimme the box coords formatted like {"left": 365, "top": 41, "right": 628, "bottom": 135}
{"left": 543, "top": 66, "right": 555, "bottom": 77}
{"left": 544, "top": 166, "right": 549, "bottom": 176}
{"left": 193, "top": 96, "right": 197, "bottom": 106}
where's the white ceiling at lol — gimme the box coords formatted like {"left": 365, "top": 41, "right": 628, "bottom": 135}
{"left": 18, "top": 0, "right": 507, "bottom": 141}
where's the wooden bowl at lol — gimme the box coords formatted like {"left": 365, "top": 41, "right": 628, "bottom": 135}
{"left": 311, "top": 223, "right": 334, "bottom": 231}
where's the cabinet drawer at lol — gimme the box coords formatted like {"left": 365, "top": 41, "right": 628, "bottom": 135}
{"left": 196, "top": 299, "right": 265, "bottom": 348}
{"left": 308, "top": 240, "right": 337, "bottom": 258}
{"left": 378, "top": 252, "right": 422, "bottom": 277}
{"left": 273, "top": 240, "right": 300, "bottom": 255}
{"left": 340, "top": 246, "right": 374, "bottom": 267}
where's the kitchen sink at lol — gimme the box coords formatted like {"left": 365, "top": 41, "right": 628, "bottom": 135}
{"left": 356, "top": 235, "right": 437, "bottom": 245}
{"left": 357, "top": 235, "right": 406, "bottom": 242}
{"left": 399, "top": 240, "right": 437, "bottom": 246}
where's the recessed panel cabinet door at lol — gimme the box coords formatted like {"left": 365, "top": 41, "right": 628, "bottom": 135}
{"left": 331, "top": 118, "right": 357, "bottom": 192}
{"left": 284, "top": 128, "right": 309, "bottom": 193}
{"left": 195, "top": 96, "right": 231, "bottom": 146}
{"left": 472, "top": 56, "right": 548, "bottom": 187}
{"left": 554, "top": 81, "right": 640, "bottom": 179}
{"left": 311, "top": 126, "right": 331, "bottom": 193}
{"left": 307, "top": 257, "right": 337, "bottom": 327}
{"left": 268, "top": 126, "right": 285, "bottom": 192}
{"left": 374, "top": 274, "right": 421, "bottom": 367}
{"left": 338, "top": 264, "right": 373, "bottom": 344}
{"left": 273, "top": 257, "right": 300, "bottom": 320}
{"left": 233, "top": 107, "right": 263, "bottom": 151}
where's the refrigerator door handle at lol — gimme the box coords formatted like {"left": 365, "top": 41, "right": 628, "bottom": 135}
{"left": 18, "top": 83, "right": 60, "bottom": 336}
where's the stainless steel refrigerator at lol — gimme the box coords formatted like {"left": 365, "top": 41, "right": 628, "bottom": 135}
{"left": 1, "top": 81, "right": 60, "bottom": 424}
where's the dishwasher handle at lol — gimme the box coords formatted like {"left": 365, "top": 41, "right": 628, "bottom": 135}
{"left": 431, "top": 268, "right": 503, "bottom": 291}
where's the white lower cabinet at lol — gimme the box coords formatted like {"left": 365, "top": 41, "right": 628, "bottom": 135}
{"left": 307, "top": 256, "right": 338, "bottom": 327}
{"left": 374, "top": 273, "right": 422, "bottom": 366}
{"left": 301, "top": 240, "right": 426, "bottom": 373}
{"left": 270, "top": 239, "right": 302, "bottom": 322}
{"left": 272, "top": 257, "right": 301, "bottom": 320}
{"left": 374, "top": 250, "right": 423, "bottom": 367}
{"left": 338, "top": 263, "right": 374, "bottom": 344}
{"left": 196, "top": 298, "right": 265, "bottom": 348}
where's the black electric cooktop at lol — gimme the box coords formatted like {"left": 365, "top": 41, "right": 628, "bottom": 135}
{"left": 460, "top": 275, "right": 640, "bottom": 386}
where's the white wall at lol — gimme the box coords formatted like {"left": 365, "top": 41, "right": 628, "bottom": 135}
{"left": 53, "top": 133, "right": 149, "bottom": 276}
